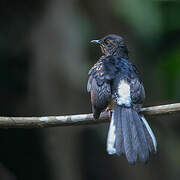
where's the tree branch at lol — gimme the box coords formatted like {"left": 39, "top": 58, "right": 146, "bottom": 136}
{"left": 0, "top": 103, "right": 180, "bottom": 128}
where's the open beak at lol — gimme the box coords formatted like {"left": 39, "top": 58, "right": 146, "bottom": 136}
{"left": 90, "top": 40, "right": 101, "bottom": 44}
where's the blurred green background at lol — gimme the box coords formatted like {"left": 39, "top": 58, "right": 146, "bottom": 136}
{"left": 0, "top": 0, "right": 180, "bottom": 179}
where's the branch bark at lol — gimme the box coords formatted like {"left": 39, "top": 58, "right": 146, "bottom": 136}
{"left": 0, "top": 103, "right": 180, "bottom": 128}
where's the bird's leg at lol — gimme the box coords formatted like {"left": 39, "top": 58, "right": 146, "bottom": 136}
{"left": 105, "top": 101, "right": 114, "bottom": 118}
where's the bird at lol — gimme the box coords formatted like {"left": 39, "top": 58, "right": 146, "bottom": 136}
{"left": 87, "top": 34, "right": 157, "bottom": 164}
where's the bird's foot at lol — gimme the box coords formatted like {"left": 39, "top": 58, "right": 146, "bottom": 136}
{"left": 105, "top": 107, "right": 112, "bottom": 118}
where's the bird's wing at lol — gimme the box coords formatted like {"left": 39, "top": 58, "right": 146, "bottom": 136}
{"left": 87, "top": 59, "right": 113, "bottom": 119}
{"left": 130, "top": 77, "right": 145, "bottom": 110}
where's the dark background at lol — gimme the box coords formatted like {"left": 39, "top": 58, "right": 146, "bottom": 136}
{"left": 0, "top": 0, "right": 180, "bottom": 179}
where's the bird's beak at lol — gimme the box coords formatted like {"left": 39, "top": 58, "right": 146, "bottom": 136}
{"left": 90, "top": 40, "right": 101, "bottom": 44}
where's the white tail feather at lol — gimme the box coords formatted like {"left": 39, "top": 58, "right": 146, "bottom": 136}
{"left": 141, "top": 115, "right": 157, "bottom": 152}
{"left": 107, "top": 112, "right": 116, "bottom": 154}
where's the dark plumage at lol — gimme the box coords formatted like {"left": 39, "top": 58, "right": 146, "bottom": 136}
{"left": 87, "top": 34, "right": 157, "bottom": 164}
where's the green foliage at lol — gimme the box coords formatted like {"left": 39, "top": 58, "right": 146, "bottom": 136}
{"left": 157, "top": 48, "right": 180, "bottom": 98}
{"left": 114, "top": 0, "right": 163, "bottom": 40}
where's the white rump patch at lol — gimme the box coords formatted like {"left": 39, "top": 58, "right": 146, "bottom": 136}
{"left": 141, "top": 115, "right": 157, "bottom": 152}
{"left": 117, "top": 80, "right": 131, "bottom": 106}
{"left": 107, "top": 112, "right": 116, "bottom": 154}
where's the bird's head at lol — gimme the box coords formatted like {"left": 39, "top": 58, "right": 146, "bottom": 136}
{"left": 91, "top": 34, "right": 128, "bottom": 58}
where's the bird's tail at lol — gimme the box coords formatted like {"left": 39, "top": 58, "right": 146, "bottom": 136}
{"left": 107, "top": 103, "right": 157, "bottom": 164}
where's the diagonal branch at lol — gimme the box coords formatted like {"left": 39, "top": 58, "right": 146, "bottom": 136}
{"left": 0, "top": 103, "right": 180, "bottom": 128}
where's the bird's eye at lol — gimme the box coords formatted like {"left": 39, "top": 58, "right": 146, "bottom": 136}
{"left": 103, "top": 39, "right": 107, "bottom": 44}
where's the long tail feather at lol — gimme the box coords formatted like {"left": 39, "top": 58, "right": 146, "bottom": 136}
{"left": 131, "top": 110, "right": 149, "bottom": 163}
{"left": 127, "top": 108, "right": 138, "bottom": 162}
{"left": 122, "top": 108, "right": 137, "bottom": 163}
{"left": 141, "top": 115, "right": 157, "bottom": 152}
{"left": 114, "top": 105, "right": 124, "bottom": 156}
{"left": 106, "top": 104, "right": 157, "bottom": 164}
{"left": 106, "top": 112, "right": 116, "bottom": 154}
